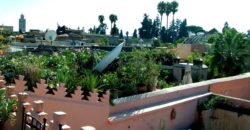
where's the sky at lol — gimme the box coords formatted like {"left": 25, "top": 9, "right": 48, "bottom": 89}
{"left": 0, "top": 0, "right": 250, "bottom": 34}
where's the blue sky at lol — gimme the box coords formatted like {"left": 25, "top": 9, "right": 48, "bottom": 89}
{"left": 0, "top": 0, "right": 249, "bottom": 34}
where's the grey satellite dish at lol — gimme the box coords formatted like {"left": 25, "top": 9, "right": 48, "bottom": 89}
{"left": 94, "top": 41, "right": 125, "bottom": 72}
{"left": 45, "top": 30, "right": 57, "bottom": 45}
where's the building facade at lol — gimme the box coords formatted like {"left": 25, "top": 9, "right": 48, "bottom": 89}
{"left": 19, "top": 14, "right": 26, "bottom": 33}
{"left": 0, "top": 25, "right": 14, "bottom": 32}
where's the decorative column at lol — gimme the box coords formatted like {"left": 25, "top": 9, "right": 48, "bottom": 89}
{"left": 51, "top": 111, "right": 71, "bottom": 130}
{"left": 16, "top": 92, "right": 29, "bottom": 130}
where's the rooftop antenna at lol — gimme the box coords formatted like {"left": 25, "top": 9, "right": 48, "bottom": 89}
{"left": 45, "top": 30, "right": 57, "bottom": 46}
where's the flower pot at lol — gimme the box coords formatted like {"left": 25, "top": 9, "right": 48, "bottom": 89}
{"left": 0, "top": 120, "right": 5, "bottom": 130}
{"left": 137, "top": 84, "right": 147, "bottom": 93}
{"left": 147, "top": 76, "right": 158, "bottom": 91}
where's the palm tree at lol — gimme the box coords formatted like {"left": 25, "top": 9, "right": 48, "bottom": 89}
{"left": 109, "top": 14, "right": 118, "bottom": 34}
{"left": 171, "top": 1, "right": 179, "bottom": 25}
{"left": 208, "top": 27, "right": 250, "bottom": 77}
{"left": 165, "top": 2, "right": 172, "bottom": 30}
{"left": 157, "top": 1, "right": 166, "bottom": 29}
{"left": 98, "top": 15, "right": 105, "bottom": 24}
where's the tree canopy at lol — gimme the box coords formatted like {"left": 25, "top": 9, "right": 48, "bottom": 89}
{"left": 187, "top": 25, "right": 206, "bottom": 35}
{"left": 208, "top": 27, "right": 250, "bottom": 77}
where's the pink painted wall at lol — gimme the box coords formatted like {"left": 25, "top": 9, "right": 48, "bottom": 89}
{"left": 110, "top": 84, "right": 209, "bottom": 115}
{"left": 8, "top": 73, "right": 250, "bottom": 130}
{"left": 210, "top": 77, "right": 250, "bottom": 100}
{"left": 107, "top": 100, "right": 199, "bottom": 130}
{"left": 27, "top": 93, "right": 109, "bottom": 130}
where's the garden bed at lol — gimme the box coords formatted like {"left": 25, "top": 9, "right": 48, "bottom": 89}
{"left": 0, "top": 48, "right": 176, "bottom": 102}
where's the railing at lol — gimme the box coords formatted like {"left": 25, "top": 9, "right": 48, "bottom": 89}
{"left": 59, "top": 124, "right": 63, "bottom": 130}
{"left": 22, "top": 107, "right": 47, "bottom": 130}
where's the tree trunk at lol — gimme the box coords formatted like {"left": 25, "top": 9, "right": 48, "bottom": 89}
{"left": 166, "top": 15, "right": 169, "bottom": 30}
{"left": 160, "top": 15, "right": 163, "bottom": 30}
{"left": 173, "top": 14, "right": 175, "bottom": 27}
{"left": 110, "top": 22, "right": 113, "bottom": 34}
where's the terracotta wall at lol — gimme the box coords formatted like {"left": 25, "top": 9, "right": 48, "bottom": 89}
{"left": 210, "top": 76, "right": 250, "bottom": 100}
{"left": 110, "top": 84, "right": 209, "bottom": 115}
{"left": 14, "top": 76, "right": 110, "bottom": 130}
{"left": 107, "top": 100, "right": 199, "bottom": 130}
{"left": 8, "top": 73, "right": 250, "bottom": 130}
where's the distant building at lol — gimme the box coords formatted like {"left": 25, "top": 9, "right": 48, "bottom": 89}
{"left": 19, "top": 14, "right": 26, "bottom": 33}
{"left": 175, "top": 44, "right": 207, "bottom": 60}
{"left": 0, "top": 25, "right": 14, "bottom": 32}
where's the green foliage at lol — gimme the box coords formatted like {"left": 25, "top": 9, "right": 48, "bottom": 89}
{"left": 0, "top": 89, "right": 16, "bottom": 123}
{"left": 202, "top": 96, "right": 227, "bottom": 110}
{"left": 119, "top": 30, "right": 124, "bottom": 39}
{"left": 158, "top": 79, "right": 173, "bottom": 89}
{"left": 139, "top": 14, "right": 154, "bottom": 39}
{"left": 101, "top": 72, "right": 119, "bottom": 90}
{"left": 187, "top": 51, "right": 202, "bottom": 63}
{"left": 208, "top": 27, "right": 250, "bottom": 77}
{"left": 153, "top": 38, "right": 161, "bottom": 47}
{"left": 187, "top": 25, "right": 206, "bottom": 35}
{"left": 177, "top": 19, "right": 188, "bottom": 39}
{"left": 165, "top": 2, "right": 172, "bottom": 29}
{"left": 0, "top": 48, "right": 177, "bottom": 102}
{"left": 160, "top": 19, "right": 185, "bottom": 43}
{"left": 171, "top": 1, "right": 178, "bottom": 15}
{"left": 132, "top": 29, "right": 138, "bottom": 38}
{"left": 82, "top": 70, "right": 99, "bottom": 92}
{"left": 94, "top": 37, "right": 108, "bottom": 45}
{"left": 118, "top": 49, "right": 161, "bottom": 92}
{"left": 152, "top": 16, "right": 161, "bottom": 38}
{"left": 111, "top": 24, "right": 119, "bottom": 36}
{"left": 96, "top": 15, "right": 107, "bottom": 35}
{"left": 157, "top": 1, "right": 166, "bottom": 27}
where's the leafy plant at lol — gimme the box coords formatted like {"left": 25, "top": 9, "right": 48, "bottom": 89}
{"left": 202, "top": 96, "right": 227, "bottom": 110}
{"left": 187, "top": 51, "right": 202, "bottom": 63}
{"left": 208, "top": 27, "right": 250, "bottom": 77}
{"left": 101, "top": 72, "right": 119, "bottom": 91}
{"left": 82, "top": 70, "right": 100, "bottom": 92}
{"left": 0, "top": 89, "right": 16, "bottom": 125}
{"left": 158, "top": 79, "right": 173, "bottom": 89}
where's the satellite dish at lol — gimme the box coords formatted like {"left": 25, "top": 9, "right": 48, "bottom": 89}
{"left": 45, "top": 30, "right": 57, "bottom": 45}
{"left": 94, "top": 41, "right": 125, "bottom": 72}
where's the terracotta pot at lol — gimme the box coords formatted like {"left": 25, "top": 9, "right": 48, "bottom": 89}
{"left": 137, "top": 85, "right": 147, "bottom": 93}
{"left": 0, "top": 120, "right": 5, "bottom": 130}
{"left": 148, "top": 76, "right": 158, "bottom": 91}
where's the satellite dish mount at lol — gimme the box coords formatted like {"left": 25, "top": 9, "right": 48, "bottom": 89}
{"left": 45, "top": 30, "right": 57, "bottom": 46}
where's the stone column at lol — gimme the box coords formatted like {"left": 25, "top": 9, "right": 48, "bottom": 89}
{"left": 16, "top": 92, "right": 29, "bottom": 130}
{"left": 51, "top": 111, "right": 71, "bottom": 130}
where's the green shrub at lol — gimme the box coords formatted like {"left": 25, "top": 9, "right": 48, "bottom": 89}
{"left": 0, "top": 89, "right": 16, "bottom": 124}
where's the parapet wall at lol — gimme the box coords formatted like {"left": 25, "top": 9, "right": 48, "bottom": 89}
{"left": 111, "top": 73, "right": 250, "bottom": 115}
{"left": 13, "top": 75, "right": 109, "bottom": 130}
{"left": 210, "top": 73, "right": 250, "bottom": 100}
{"left": 1, "top": 72, "right": 250, "bottom": 130}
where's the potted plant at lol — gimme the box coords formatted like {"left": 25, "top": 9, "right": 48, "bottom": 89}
{"left": 81, "top": 70, "right": 100, "bottom": 100}
{"left": 0, "top": 89, "right": 16, "bottom": 129}
{"left": 134, "top": 59, "right": 148, "bottom": 93}
{"left": 101, "top": 72, "right": 119, "bottom": 97}
{"left": 145, "top": 60, "right": 160, "bottom": 91}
